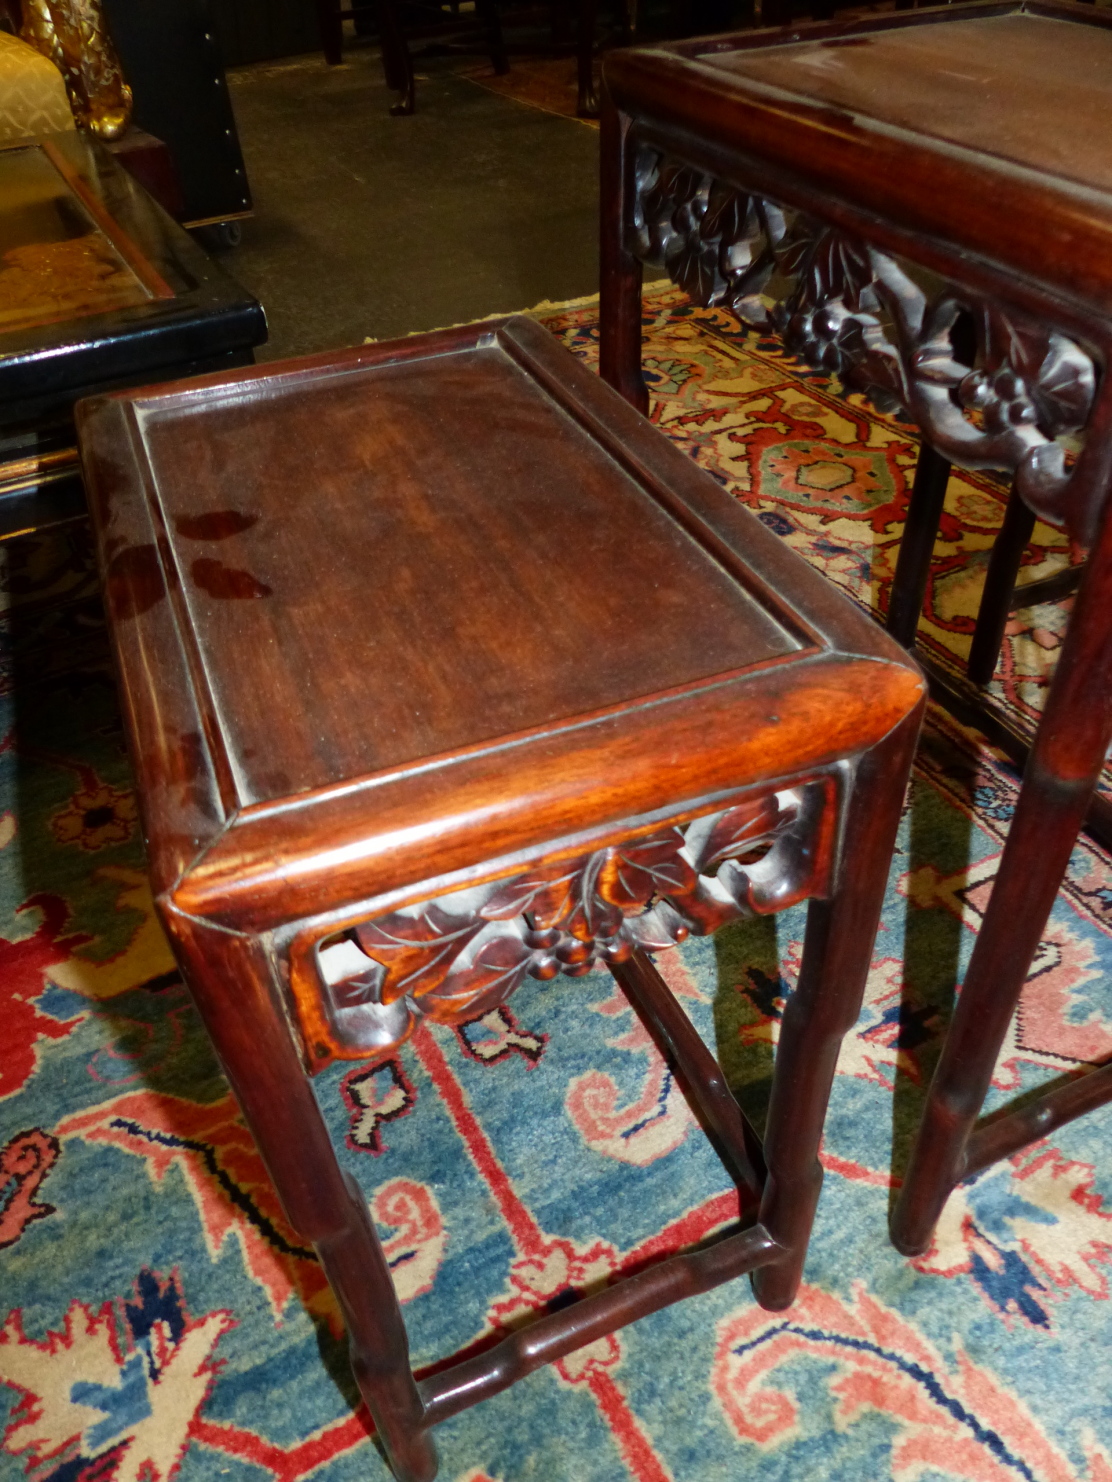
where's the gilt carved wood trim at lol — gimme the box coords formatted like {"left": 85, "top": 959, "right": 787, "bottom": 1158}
{"left": 295, "top": 779, "right": 835, "bottom": 1065}
{"left": 629, "top": 146, "right": 1103, "bottom": 543}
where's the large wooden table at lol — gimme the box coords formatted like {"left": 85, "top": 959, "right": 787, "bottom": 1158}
{"left": 77, "top": 316, "right": 922, "bottom": 1479}
{"left": 598, "top": 0, "right": 1112, "bottom": 1256}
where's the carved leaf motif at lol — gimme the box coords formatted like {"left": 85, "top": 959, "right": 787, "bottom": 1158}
{"left": 780, "top": 226, "right": 875, "bottom": 314}
{"left": 597, "top": 830, "right": 695, "bottom": 910}
{"left": 687, "top": 796, "right": 789, "bottom": 875}
{"left": 483, "top": 857, "right": 588, "bottom": 929}
{"left": 632, "top": 151, "right": 1098, "bottom": 535}
{"left": 562, "top": 856, "right": 624, "bottom": 944}
{"left": 669, "top": 239, "right": 723, "bottom": 308}
{"left": 701, "top": 181, "right": 747, "bottom": 245}
{"left": 623, "top": 901, "right": 691, "bottom": 950}
{"left": 354, "top": 907, "right": 485, "bottom": 1004}
{"left": 421, "top": 928, "right": 535, "bottom": 1021}
{"left": 1031, "top": 334, "right": 1096, "bottom": 434}
{"left": 980, "top": 305, "right": 1047, "bottom": 383}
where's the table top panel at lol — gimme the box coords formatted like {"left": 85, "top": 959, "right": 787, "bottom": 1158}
{"left": 701, "top": 12, "right": 1112, "bottom": 196}
{"left": 607, "top": 3, "right": 1112, "bottom": 324}
{"left": 80, "top": 317, "right": 922, "bottom": 922}
{"left": 128, "top": 334, "right": 800, "bottom": 804}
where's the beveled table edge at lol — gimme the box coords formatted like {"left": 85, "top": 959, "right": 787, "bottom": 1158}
{"left": 77, "top": 314, "right": 924, "bottom": 933}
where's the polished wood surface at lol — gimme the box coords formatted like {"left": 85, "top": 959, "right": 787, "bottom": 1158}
{"left": 79, "top": 317, "right": 920, "bottom": 922}
{"left": 705, "top": 13, "right": 1112, "bottom": 191}
{"left": 605, "top": 3, "right": 1112, "bottom": 322}
{"left": 128, "top": 344, "right": 799, "bottom": 792}
{"left": 598, "top": 0, "right": 1112, "bottom": 1261}
{"left": 79, "top": 317, "right": 923, "bottom": 1480}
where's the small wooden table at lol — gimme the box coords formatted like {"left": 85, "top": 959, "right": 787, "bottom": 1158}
{"left": 599, "top": 1, "right": 1112, "bottom": 1256}
{"left": 78, "top": 316, "right": 922, "bottom": 1480}
{"left": 0, "top": 130, "right": 265, "bottom": 540}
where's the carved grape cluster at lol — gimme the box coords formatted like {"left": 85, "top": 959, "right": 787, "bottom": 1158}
{"left": 317, "top": 787, "right": 827, "bottom": 1056}
{"left": 629, "top": 146, "right": 1101, "bottom": 539}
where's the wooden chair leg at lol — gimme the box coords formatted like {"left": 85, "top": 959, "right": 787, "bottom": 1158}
{"left": 376, "top": 0, "right": 416, "bottom": 115}
{"left": 752, "top": 709, "right": 923, "bottom": 1309}
{"left": 599, "top": 102, "right": 649, "bottom": 415}
{"left": 576, "top": 0, "right": 600, "bottom": 116}
{"left": 163, "top": 911, "right": 438, "bottom": 1482}
{"left": 477, "top": 0, "right": 508, "bottom": 74}
{"left": 317, "top": 0, "right": 344, "bottom": 65}
{"left": 886, "top": 443, "right": 951, "bottom": 649}
{"left": 967, "top": 481, "right": 1037, "bottom": 685}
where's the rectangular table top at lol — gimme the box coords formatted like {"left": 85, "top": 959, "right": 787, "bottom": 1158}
{"left": 77, "top": 317, "right": 921, "bottom": 931}
{"left": 604, "top": 2, "right": 1112, "bottom": 324}
{"left": 707, "top": 12, "right": 1112, "bottom": 194}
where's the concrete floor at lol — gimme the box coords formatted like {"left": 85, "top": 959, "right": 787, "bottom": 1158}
{"left": 221, "top": 47, "right": 602, "bottom": 361}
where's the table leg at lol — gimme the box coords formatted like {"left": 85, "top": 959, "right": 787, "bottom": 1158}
{"left": 886, "top": 443, "right": 951, "bottom": 649}
{"left": 317, "top": 0, "right": 344, "bottom": 65}
{"left": 376, "top": 0, "right": 416, "bottom": 115}
{"left": 163, "top": 910, "right": 438, "bottom": 1482}
{"left": 967, "top": 482, "right": 1037, "bottom": 686}
{"left": 752, "top": 708, "right": 923, "bottom": 1309}
{"left": 576, "top": 0, "right": 600, "bottom": 116}
{"left": 599, "top": 101, "right": 648, "bottom": 415}
{"left": 891, "top": 526, "right": 1112, "bottom": 1255}
{"left": 478, "top": 0, "right": 509, "bottom": 75}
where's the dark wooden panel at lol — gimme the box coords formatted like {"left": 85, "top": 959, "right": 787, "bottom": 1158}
{"left": 132, "top": 341, "right": 800, "bottom": 798}
{"left": 210, "top": 0, "right": 323, "bottom": 64}
{"left": 707, "top": 13, "right": 1112, "bottom": 193}
{"left": 102, "top": 0, "right": 252, "bottom": 224}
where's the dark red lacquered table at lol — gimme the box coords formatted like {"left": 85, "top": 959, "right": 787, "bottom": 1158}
{"left": 598, "top": 0, "right": 1112, "bottom": 1256}
{"left": 77, "top": 315, "right": 922, "bottom": 1479}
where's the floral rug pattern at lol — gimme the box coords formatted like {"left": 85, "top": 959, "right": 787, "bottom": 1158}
{"left": 1, "top": 286, "right": 1110, "bottom": 1482}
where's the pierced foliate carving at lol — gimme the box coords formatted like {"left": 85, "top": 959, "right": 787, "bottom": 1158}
{"left": 630, "top": 146, "right": 1101, "bottom": 541}
{"left": 630, "top": 151, "right": 788, "bottom": 326}
{"left": 316, "top": 783, "right": 832, "bottom": 1055}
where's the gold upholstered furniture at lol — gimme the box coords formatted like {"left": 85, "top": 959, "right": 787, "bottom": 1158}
{"left": 0, "top": 0, "right": 131, "bottom": 144}
{"left": 0, "top": 30, "right": 73, "bottom": 142}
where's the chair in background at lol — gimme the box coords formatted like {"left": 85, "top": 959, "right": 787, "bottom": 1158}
{"left": 316, "top": 0, "right": 635, "bottom": 118}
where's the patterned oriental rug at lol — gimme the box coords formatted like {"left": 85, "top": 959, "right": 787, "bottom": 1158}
{"left": 2, "top": 283, "right": 1111, "bottom": 1482}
